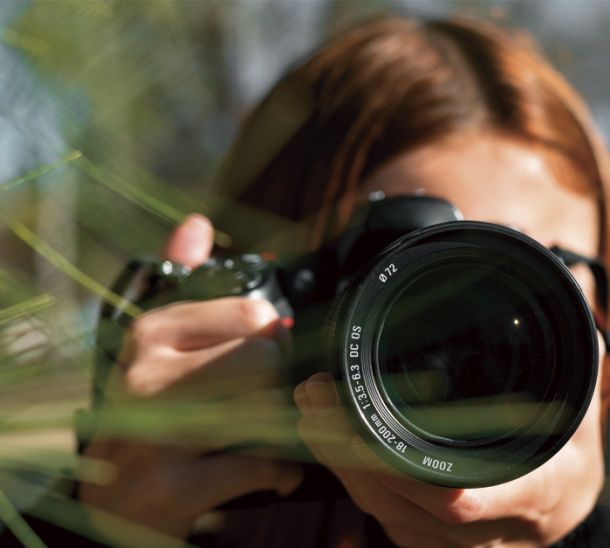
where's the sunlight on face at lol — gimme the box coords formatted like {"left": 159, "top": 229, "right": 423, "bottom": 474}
{"left": 361, "top": 130, "right": 600, "bottom": 310}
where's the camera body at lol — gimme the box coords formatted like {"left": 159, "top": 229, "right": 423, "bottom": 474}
{"left": 95, "top": 196, "right": 598, "bottom": 488}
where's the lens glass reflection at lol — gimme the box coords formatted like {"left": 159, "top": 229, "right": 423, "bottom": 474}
{"left": 376, "top": 257, "right": 556, "bottom": 445}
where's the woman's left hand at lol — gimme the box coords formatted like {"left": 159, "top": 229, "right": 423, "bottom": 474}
{"left": 294, "top": 337, "right": 605, "bottom": 548}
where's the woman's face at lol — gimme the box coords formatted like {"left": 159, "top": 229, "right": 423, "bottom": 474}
{"left": 360, "top": 130, "right": 600, "bottom": 309}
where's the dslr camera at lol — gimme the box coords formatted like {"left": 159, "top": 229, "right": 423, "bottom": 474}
{"left": 92, "top": 195, "right": 603, "bottom": 488}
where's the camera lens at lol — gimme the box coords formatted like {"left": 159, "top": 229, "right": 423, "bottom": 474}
{"left": 330, "top": 222, "right": 597, "bottom": 487}
{"left": 378, "top": 257, "right": 555, "bottom": 444}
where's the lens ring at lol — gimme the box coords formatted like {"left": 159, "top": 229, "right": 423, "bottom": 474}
{"left": 329, "top": 221, "right": 597, "bottom": 487}
{"left": 374, "top": 249, "right": 561, "bottom": 446}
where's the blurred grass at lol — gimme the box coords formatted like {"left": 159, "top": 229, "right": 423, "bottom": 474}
{"left": 0, "top": 488, "right": 45, "bottom": 548}
{"left": 1, "top": 151, "right": 82, "bottom": 193}
{"left": 4, "top": 218, "right": 142, "bottom": 319}
{"left": 0, "top": 3, "right": 308, "bottom": 543}
{"left": 0, "top": 0, "right": 608, "bottom": 543}
{"left": 0, "top": 3, "right": 228, "bottom": 543}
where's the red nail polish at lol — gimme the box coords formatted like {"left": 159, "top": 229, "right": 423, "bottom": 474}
{"left": 280, "top": 317, "right": 294, "bottom": 329}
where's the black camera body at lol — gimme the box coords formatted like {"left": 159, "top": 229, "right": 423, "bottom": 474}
{"left": 95, "top": 196, "right": 598, "bottom": 488}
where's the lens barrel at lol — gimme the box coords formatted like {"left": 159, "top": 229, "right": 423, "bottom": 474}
{"left": 329, "top": 221, "right": 597, "bottom": 487}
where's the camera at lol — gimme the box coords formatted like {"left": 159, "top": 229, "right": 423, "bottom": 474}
{"left": 93, "top": 196, "right": 599, "bottom": 488}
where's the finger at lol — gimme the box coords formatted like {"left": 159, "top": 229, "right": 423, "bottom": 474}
{"left": 295, "top": 386, "right": 451, "bottom": 548}
{"left": 342, "top": 449, "right": 533, "bottom": 546}
{"left": 300, "top": 379, "right": 446, "bottom": 526}
{"left": 297, "top": 416, "right": 429, "bottom": 547}
{"left": 350, "top": 438, "right": 484, "bottom": 526}
{"left": 127, "top": 297, "right": 282, "bottom": 351}
{"left": 161, "top": 214, "right": 214, "bottom": 269}
{"left": 126, "top": 336, "right": 287, "bottom": 399}
{"left": 378, "top": 493, "right": 531, "bottom": 548}
{"left": 293, "top": 381, "right": 310, "bottom": 413}
{"left": 294, "top": 381, "right": 332, "bottom": 466}
{"left": 298, "top": 375, "right": 370, "bottom": 474}
{"left": 299, "top": 414, "right": 531, "bottom": 546}
{"left": 300, "top": 376, "right": 484, "bottom": 525}
{"left": 178, "top": 454, "right": 303, "bottom": 516}
{"left": 295, "top": 377, "right": 359, "bottom": 471}
{"left": 305, "top": 375, "right": 357, "bottom": 456}
{"left": 343, "top": 476, "right": 454, "bottom": 548}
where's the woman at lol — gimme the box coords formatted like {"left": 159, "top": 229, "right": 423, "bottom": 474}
{"left": 75, "top": 15, "right": 610, "bottom": 548}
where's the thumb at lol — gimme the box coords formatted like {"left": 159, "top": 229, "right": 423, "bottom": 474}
{"left": 162, "top": 214, "right": 214, "bottom": 269}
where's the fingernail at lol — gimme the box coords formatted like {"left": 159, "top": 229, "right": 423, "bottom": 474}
{"left": 309, "top": 372, "right": 333, "bottom": 383}
{"left": 163, "top": 214, "right": 213, "bottom": 268}
{"left": 182, "top": 213, "right": 211, "bottom": 234}
{"left": 247, "top": 300, "right": 280, "bottom": 330}
{"left": 268, "top": 318, "right": 292, "bottom": 359}
{"left": 294, "top": 381, "right": 307, "bottom": 399}
{"left": 293, "top": 382, "right": 310, "bottom": 410}
{"left": 280, "top": 317, "right": 294, "bottom": 329}
{"left": 305, "top": 376, "right": 336, "bottom": 408}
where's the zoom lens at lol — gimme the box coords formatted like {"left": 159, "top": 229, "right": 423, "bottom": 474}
{"left": 330, "top": 222, "right": 597, "bottom": 487}
{"left": 378, "top": 257, "right": 554, "bottom": 444}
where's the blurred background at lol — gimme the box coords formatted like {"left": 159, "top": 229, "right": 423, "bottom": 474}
{"left": 0, "top": 0, "right": 609, "bottom": 540}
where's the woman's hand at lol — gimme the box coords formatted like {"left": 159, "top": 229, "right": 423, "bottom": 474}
{"left": 294, "top": 339, "right": 605, "bottom": 547}
{"left": 79, "top": 214, "right": 302, "bottom": 543}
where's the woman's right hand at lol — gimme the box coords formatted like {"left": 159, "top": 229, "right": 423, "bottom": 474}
{"left": 78, "top": 214, "right": 303, "bottom": 543}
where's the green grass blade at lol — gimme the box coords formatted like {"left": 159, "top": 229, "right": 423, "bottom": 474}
{"left": 1, "top": 220, "right": 141, "bottom": 319}
{"left": 0, "top": 488, "right": 46, "bottom": 548}
{"left": 0, "top": 294, "right": 56, "bottom": 326}
{"left": 1, "top": 151, "right": 82, "bottom": 192}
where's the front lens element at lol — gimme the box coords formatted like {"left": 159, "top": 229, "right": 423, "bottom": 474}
{"left": 331, "top": 222, "right": 597, "bottom": 487}
{"left": 377, "top": 255, "right": 555, "bottom": 445}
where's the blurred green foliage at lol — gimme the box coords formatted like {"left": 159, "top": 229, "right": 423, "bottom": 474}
{"left": 0, "top": 0, "right": 608, "bottom": 544}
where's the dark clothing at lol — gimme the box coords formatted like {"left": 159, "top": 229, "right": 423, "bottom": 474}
{"left": 2, "top": 483, "right": 610, "bottom": 548}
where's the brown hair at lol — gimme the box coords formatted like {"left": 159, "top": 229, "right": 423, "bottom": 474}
{"left": 213, "top": 15, "right": 610, "bottom": 413}
{"left": 214, "top": 16, "right": 609, "bottom": 251}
